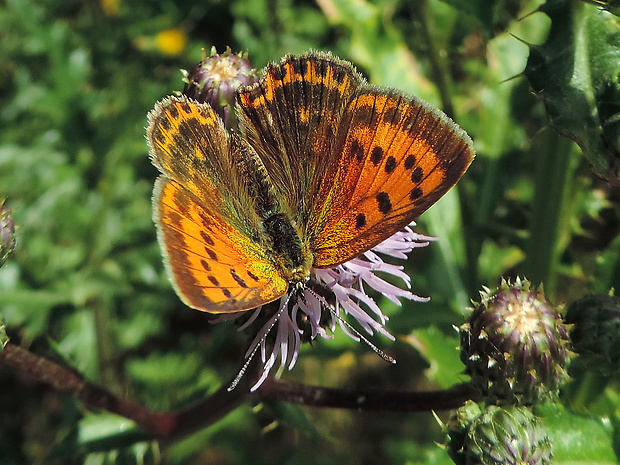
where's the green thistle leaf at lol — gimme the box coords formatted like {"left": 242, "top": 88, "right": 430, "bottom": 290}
{"left": 524, "top": 0, "right": 620, "bottom": 184}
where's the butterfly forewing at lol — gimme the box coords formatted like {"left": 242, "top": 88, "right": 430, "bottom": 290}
{"left": 148, "top": 96, "right": 275, "bottom": 233}
{"left": 148, "top": 97, "right": 229, "bottom": 198}
{"left": 148, "top": 96, "right": 289, "bottom": 312}
{"left": 310, "top": 89, "right": 475, "bottom": 267}
{"left": 237, "top": 52, "right": 364, "bottom": 224}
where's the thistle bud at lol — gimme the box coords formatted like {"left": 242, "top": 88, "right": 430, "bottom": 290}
{"left": 565, "top": 294, "right": 620, "bottom": 376}
{"left": 460, "top": 278, "right": 571, "bottom": 404}
{"left": 182, "top": 47, "right": 258, "bottom": 130}
{"left": 458, "top": 404, "right": 552, "bottom": 465}
{"left": 445, "top": 401, "right": 484, "bottom": 465}
{"left": 0, "top": 200, "right": 16, "bottom": 268}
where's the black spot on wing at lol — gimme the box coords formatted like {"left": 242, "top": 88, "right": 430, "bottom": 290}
{"left": 355, "top": 213, "right": 366, "bottom": 229}
{"left": 205, "top": 248, "right": 218, "bottom": 261}
{"left": 231, "top": 269, "right": 248, "bottom": 288}
{"left": 350, "top": 139, "right": 364, "bottom": 163}
{"left": 404, "top": 154, "right": 416, "bottom": 170}
{"left": 385, "top": 156, "right": 396, "bottom": 174}
{"left": 198, "top": 212, "right": 211, "bottom": 228}
{"left": 409, "top": 187, "right": 423, "bottom": 200}
{"left": 376, "top": 192, "right": 392, "bottom": 214}
{"left": 370, "top": 146, "right": 383, "bottom": 166}
{"left": 200, "top": 231, "right": 215, "bottom": 246}
{"left": 410, "top": 167, "right": 424, "bottom": 184}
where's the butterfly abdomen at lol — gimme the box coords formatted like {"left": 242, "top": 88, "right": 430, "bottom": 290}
{"left": 263, "top": 212, "right": 312, "bottom": 283}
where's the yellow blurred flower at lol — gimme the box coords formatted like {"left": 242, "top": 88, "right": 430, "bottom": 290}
{"left": 100, "top": 0, "right": 120, "bottom": 16}
{"left": 155, "top": 28, "right": 188, "bottom": 56}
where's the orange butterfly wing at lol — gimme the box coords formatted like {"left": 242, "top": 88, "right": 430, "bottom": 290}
{"left": 310, "top": 89, "right": 475, "bottom": 267}
{"left": 237, "top": 52, "right": 363, "bottom": 224}
{"left": 148, "top": 96, "right": 288, "bottom": 313}
{"left": 236, "top": 53, "right": 474, "bottom": 269}
{"left": 148, "top": 54, "right": 474, "bottom": 312}
{"left": 153, "top": 179, "right": 287, "bottom": 312}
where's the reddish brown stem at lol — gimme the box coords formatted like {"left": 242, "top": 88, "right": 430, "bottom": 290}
{"left": 0, "top": 342, "right": 476, "bottom": 440}
{"left": 257, "top": 378, "right": 478, "bottom": 411}
{"left": 0, "top": 343, "right": 176, "bottom": 436}
{"left": 0, "top": 342, "right": 254, "bottom": 439}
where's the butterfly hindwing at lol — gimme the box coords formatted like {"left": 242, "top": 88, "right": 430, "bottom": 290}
{"left": 154, "top": 178, "right": 287, "bottom": 313}
{"left": 310, "top": 88, "right": 475, "bottom": 267}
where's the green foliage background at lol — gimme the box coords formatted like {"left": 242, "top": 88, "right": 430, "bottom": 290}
{"left": 1, "top": 0, "right": 619, "bottom": 463}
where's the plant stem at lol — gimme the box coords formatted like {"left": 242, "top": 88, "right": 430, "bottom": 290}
{"left": 417, "top": 0, "right": 478, "bottom": 296}
{"left": 525, "top": 131, "right": 578, "bottom": 296}
{"left": 0, "top": 342, "right": 478, "bottom": 440}
{"left": 258, "top": 378, "right": 477, "bottom": 412}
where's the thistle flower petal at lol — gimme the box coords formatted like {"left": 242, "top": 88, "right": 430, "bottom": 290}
{"left": 231, "top": 222, "right": 433, "bottom": 390}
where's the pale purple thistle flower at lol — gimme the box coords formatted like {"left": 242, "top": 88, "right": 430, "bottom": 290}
{"left": 237, "top": 222, "right": 436, "bottom": 391}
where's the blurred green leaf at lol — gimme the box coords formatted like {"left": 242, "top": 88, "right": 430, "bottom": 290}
{"left": 263, "top": 401, "right": 326, "bottom": 440}
{"left": 439, "top": 0, "right": 499, "bottom": 34}
{"left": 478, "top": 240, "right": 525, "bottom": 284}
{"left": 536, "top": 403, "right": 619, "bottom": 463}
{"left": 316, "top": 0, "right": 440, "bottom": 101}
{"left": 384, "top": 435, "right": 454, "bottom": 465}
{"left": 405, "top": 326, "right": 464, "bottom": 388}
{"left": 593, "top": 235, "right": 620, "bottom": 293}
{"left": 424, "top": 190, "right": 470, "bottom": 313}
{"left": 0, "top": 287, "right": 69, "bottom": 338}
{"left": 47, "top": 412, "right": 151, "bottom": 461}
{"left": 471, "top": 32, "right": 534, "bottom": 160}
{"left": 127, "top": 352, "right": 201, "bottom": 386}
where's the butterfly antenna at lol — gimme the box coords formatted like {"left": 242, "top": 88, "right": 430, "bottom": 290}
{"left": 305, "top": 287, "right": 396, "bottom": 365}
{"left": 227, "top": 295, "right": 290, "bottom": 392}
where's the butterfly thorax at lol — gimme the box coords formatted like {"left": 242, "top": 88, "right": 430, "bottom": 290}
{"left": 263, "top": 212, "right": 313, "bottom": 284}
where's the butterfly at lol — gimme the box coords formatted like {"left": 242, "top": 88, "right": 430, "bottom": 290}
{"left": 147, "top": 51, "right": 474, "bottom": 315}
